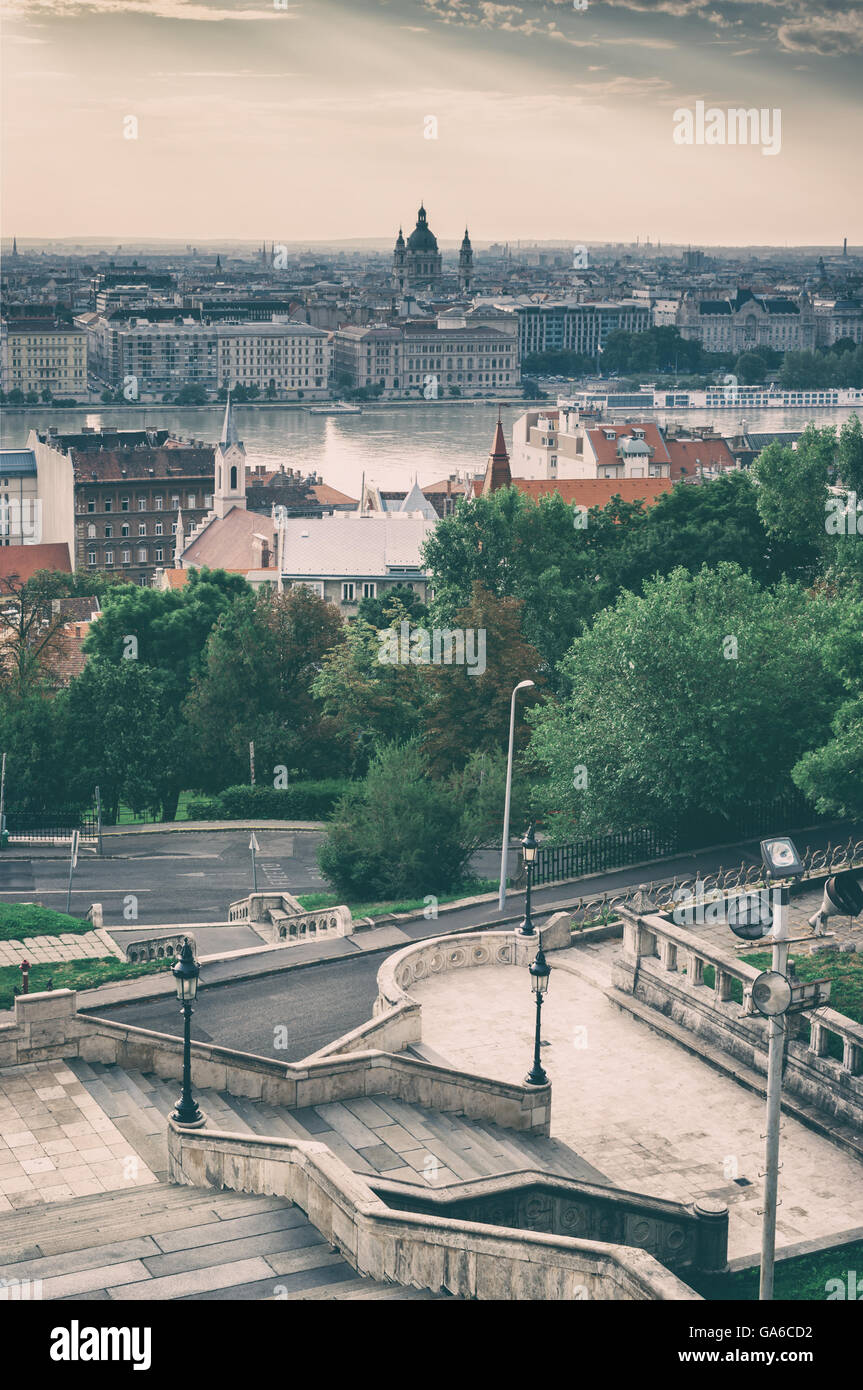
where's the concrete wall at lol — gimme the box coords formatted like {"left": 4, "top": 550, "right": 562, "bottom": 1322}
{"left": 0, "top": 990, "right": 549, "bottom": 1134}
{"left": 167, "top": 1122, "right": 701, "bottom": 1301}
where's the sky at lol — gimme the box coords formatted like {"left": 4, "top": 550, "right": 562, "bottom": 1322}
{"left": 2, "top": 0, "right": 861, "bottom": 245}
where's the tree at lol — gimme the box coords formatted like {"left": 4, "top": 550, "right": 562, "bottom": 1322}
{"left": 0, "top": 691, "right": 75, "bottom": 813}
{"left": 184, "top": 584, "right": 344, "bottom": 788}
{"left": 356, "top": 582, "right": 428, "bottom": 628}
{"left": 527, "top": 564, "right": 841, "bottom": 840}
{"left": 837, "top": 413, "right": 863, "bottom": 495}
{"left": 751, "top": 424, "right": 835, "bottom": 568}
{"left": 65, "top": 661, "right": 189, "bottom": 823}
{"left": 318, "top": 741, "right": 484, "bottom": 901}
{"left": 175, "top": 384, "right": 208, "bottom": 405}
{"left": 733, "top": 351, "right": 768, "bottom": 384}
{"left": 0, "top": 571, "right": 73, "bottom": 696}
{"left": 310, "top": 609, "right": 428, "bottom": 775}
{"left": 793, "top": 583, "right": 863, "bottom": 819}
{"left": 423, "top": 485, "right": 650, "bottom": 673}
{"left": 422, "top": 583, "right": 545, "bottom": 775}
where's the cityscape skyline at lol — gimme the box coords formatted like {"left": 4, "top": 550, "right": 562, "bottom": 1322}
{"left": 2, "top": 0, "right": 861, "bottom": 243}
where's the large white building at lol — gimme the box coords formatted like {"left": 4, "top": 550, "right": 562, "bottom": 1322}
{"left": 676, "top": 288, "right": 816, "bottom": 354}
{"left": 217, "top": 322, "right": 331, "bottom": 397}
{"left": 333, "top": 319, "right": 518, "bottom": 398}
{"left": 511, "top": 407, "right": 671, "bottom": 481}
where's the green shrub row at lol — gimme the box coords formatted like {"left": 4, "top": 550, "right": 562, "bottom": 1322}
{"left": 185, "top": 780, "right": 354, "bottom": 822}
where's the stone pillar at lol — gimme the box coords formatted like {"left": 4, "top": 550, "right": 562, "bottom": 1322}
{"left": 693, "top": 1199, "right": 729, "bottom": 1274}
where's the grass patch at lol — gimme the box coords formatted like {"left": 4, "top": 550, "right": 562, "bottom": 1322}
{"left": 0, "top": 902, "right": 91, "bottom": 941}
{"left": 297, "top": 878, "right": 499, "bottom": 922}
{"left": 741, "top": 948, "right": 863, "bottom": 1028}
{"left": 0, "top": 956, "right": 171, "bottom": 1012}
{"left": 690, "top": 1239, "right": 863, "bottom": 1301}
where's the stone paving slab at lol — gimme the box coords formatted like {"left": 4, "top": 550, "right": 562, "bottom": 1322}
{"left": 408, "top": 951, "right": 863, "bottom": 1260}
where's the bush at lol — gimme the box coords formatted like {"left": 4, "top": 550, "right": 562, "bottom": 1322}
{"left": 317, "top": 742, "right": 474, "bottom": 900}
{"left": 185, "top": 780, "right": 353, "bottom": 821}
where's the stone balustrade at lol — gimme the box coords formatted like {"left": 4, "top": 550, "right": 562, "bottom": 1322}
{"left": 167, "top": 1122, "right": 701, "bottom": 1302}
{"left": 613, "top": 907, "right": 863, "bottom": 1142}
{"left": 228, "top": 891, "right": 352, "bottom": 945}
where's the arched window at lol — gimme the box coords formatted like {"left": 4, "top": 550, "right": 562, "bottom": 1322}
{"left": 230, "top": 465, "right": 237, "bottom": 489}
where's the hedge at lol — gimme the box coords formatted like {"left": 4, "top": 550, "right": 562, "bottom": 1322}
{"left": 185, "top": 781, "right": 353, "bottom": 822}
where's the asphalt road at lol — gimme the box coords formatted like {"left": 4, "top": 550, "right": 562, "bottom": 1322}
{"left": 66, "top": 820, "right": 860, "bottom": 1063}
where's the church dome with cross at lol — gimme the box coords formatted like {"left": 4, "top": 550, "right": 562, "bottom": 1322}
{"left": 393, "top": 205, "right": 443, "bottom": 290}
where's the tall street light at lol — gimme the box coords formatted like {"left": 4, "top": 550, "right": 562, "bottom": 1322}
{"left": 517, "top": 823, "right": 539, "bottom": 936}
{"left": 498, "top": 679, "right": 535, "bottom": 911}
{"left": 171, "top": 938, "right": 205, "bottom": 1129}
{"left": 757, "top": 835, "right": 804, "bottom": 1302}
{"left": 525, "top": 945, "right": 551, "bottom": 1086}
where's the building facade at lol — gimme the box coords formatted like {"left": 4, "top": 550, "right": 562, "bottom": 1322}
{"left": 217, "top": 323, "right": 331, "bottom": 397}
{"left": 333, "top": 322, "right": 518, "bottom": 397}
{"left": 516, "top": 301, "right": 652, "bottom": 360}
{"left": 393, "top": 206, "right": 443, "bottom": 291}
{"left": 1, "top": 320, "right": 87, "bottom": 397}
{"left": 676, "top": 288, "right": 816, "bottom": 353}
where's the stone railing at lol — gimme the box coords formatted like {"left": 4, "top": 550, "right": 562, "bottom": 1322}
{"left": 167, "top": 1122, "right": 700, "bottom": 1302}
{"left": 565, "top": 833, "right": 863, "bottom": 928}
{"left": 612, "top": 907, "right": 863, "bottom": 1143}
{"left": 0, "top": 990, "right": 549, "bottom": 1135}
{"left": 228, "top": 891, "right": 352, "bottom": 947}
{"left": 123, "top": 931, "right": 195, "bottom": 965}
{"left": 375, "top": 915, "right": 572, "bottom": 1017}
{"left": 368, "top": 1170, "right": 728, "bottom": 1276}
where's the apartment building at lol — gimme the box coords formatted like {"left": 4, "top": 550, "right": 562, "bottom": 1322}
{"left": 516, "top": 300, "right": 652, "bottom": 360}
{"left": 1, "top": 320, "right": 87, "bottom": 397}
{"left": 28, "top": 427, "right": 215, "bottom": 585}
{"left": 511, "top": 407, "right": 671, "bottom": 481}
{"left": 218, "top": 322, "right": 331, "bottom": 397}
{"left": 333, "top": 322, "right": 518, "bottom": 397}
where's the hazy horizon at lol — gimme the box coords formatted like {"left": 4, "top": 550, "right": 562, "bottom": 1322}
{"left": 2, "top": 0, "right": 861, "bottom": 244}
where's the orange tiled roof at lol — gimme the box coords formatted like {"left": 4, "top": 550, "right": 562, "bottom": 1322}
{"left": 470, "top": 477, "right": 673, "bottom": 509}
{"left": 0, "top": 543, "right": 72, "bottom": 588}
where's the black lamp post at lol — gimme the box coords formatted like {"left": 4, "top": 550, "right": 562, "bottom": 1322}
{"left": 525, "top": 946, "right": 551, "bottom": 1087}
{"left": 518, "top": 823, "right": 539, "bottom": 936}
{"left": 171, "top": 938, "right": 204, "bottom": 1128}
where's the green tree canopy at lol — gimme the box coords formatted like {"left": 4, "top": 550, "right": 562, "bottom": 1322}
{"left": 527, "top": 563, "right": 841, "bottom": 840}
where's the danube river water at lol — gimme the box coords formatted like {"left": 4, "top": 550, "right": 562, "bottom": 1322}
{"left": 2, "top": 401, "right": 860, "bottom": 497}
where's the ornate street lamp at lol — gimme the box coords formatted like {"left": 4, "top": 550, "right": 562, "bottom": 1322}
{"left": 525, "top": 946, "right": 551, "bottom": 1087}
{"left": 517, "top": 823, "right": 539, "bottom": 936}
{"left": 170, "top": 938, "right": 205, "bottom": 1128}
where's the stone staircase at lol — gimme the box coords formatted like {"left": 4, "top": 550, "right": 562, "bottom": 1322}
{"left": 63, "top": 1058, "right": 607, "bottom": 1190}
{"left": 0, "top": 1183, "right": 451, "bottom": 1301}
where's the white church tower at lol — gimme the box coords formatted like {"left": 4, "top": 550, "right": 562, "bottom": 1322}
{"left": 213, "top": 392, "right": 246, "bottom": 519}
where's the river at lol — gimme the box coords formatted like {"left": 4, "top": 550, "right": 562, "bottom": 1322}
{"left": 2, "top": 401, "right": 860, "bottom": 496}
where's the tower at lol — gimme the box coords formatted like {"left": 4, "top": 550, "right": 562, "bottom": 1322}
{"left": 213, "top": 392, "right": 247, "bottom": 519}
{"left": 482, "top": 411, "right": 511, "bottom": 495}
{"left": 458, "top": 228, "right": 473, "bottom": 294}
{"left": 393, "top": 228, "right": 406, "bottom": 293}
{"left": 174, "top": 508, "right": 185, "bottom": 566}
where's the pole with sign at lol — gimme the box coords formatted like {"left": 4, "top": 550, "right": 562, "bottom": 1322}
{"left": 66, "top": 830, "right": 80, "bottom": 914}
{"left": 249, "top": 832, "right": 259, "bottom": 893}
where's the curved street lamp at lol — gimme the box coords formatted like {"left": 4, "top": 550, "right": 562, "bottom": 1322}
{"left": 525, "top": 946, "right": 551, "bottom": 1087}
{"left": 170, "top": 938, "right": 205, "bottom": 1128}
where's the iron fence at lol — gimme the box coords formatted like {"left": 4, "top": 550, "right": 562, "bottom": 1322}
{"left": 3, "top": 807, "right": 98, "bottom": 843}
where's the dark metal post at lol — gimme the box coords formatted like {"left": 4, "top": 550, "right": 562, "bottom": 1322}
{"left": 526, "top": 983, "right": 547, "bottom": 1087}
{"left": 172, "top": 1001, "right": 203, "bottom": 1127}
{"left": 519, "top": 858, "right": 535, "bottom": 936}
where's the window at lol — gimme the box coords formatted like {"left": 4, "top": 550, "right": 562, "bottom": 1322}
{"left": 104, "top": 499, "right": 112, "bottom": 512}
{"left": 155, "top": 522, "right": 163, "bottom": 536}
{"left": 138, "top": 523, "right": 147, "bottom": 536}
{"left": 361, "top": 582, "right": 377, "bottom": 599}
{"left": 138, "top": 497, "right": 147, "bottom": 511}
{"left": 341, "top": 582, "right": 356, "bottom": 603}
{"left": 155, "top": 548, "right": 164, "bottom": 563}
{"left": 171, "top": 495, "right": 180, "bottom": 509}
{"left": 187, "top": 494, "right": 196, "bottom": 508}
{"left": 87, "top": 500, "right": 95, "bottom": 513}
{"left": 104, "top": 524, "right": 113, "bottom": 538}
{"left": 121, "top": 523, "right": 130, "bottom": 537}
{"left": 87, "top": 524, "right": 96, "bottom": 539}
{"left": 154, "top": 496, "right": 163, "bottom": 510}
{"left": 121, "top": 497, "right": 130, "bottom": 512}
{"left": 137, "top": 548, "right": 147, "bottom": 562}
{"left": 88, "top": 551, "right": 97, "bottom": 566}
{"left": 105, "top": 550, "right": 114, "bottom": 566}
{"left": 122, "top": 550, "right": 131, "bottom": 565}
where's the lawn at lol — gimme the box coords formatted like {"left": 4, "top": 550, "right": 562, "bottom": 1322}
{"left": 691, "top": 1239, "right": 863, "bottom": 1301}
{"left": 0, "top": 956, "right": 171, "bottom": 1012}
{"left": 296, "top": 878, "right": 499, "bottom": 922}
{"left": 0, "top": 902, "right": 91, "bottom": 941}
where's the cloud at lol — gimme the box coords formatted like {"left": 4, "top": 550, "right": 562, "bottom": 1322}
{"left": 4, "top": 0, "right": 285, "bottom": 20}
{"left": 777, "top": 10, "right": 863, "bottom": 54}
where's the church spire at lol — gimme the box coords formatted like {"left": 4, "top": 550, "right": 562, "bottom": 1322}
{"left": 482, "top": 411, "right": 511, "bottom": 495}
{"left": 221, "top": 390, "right": 240, "bottom": 448}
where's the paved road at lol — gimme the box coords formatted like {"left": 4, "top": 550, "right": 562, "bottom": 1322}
{"left": 78, "top": 821, "right": 860, "bottom": 1062}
